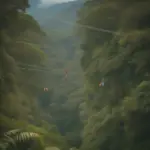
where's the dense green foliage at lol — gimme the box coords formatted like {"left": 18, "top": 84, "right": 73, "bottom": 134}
{"left": 78, "top": 1, "right": 150, "bottom": 150}
{"left": 0, "top": 1, "right": 70, "bottom": 150}
{"left": 2, "top": 0, "right": 150, "bottom": 150}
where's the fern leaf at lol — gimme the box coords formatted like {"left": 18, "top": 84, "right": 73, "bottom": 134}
{"left": 14, "top": 132, "right": 39, "bottom": 142}
{"left": 2, "top": 130, "right": 40, "bottom": 149}
{"left": 4, "top": 129, "right": 21, "bottom": 137}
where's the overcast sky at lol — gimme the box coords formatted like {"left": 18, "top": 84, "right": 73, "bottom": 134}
{"left": 39, "top": 0, "right": 76, "bottom": 7}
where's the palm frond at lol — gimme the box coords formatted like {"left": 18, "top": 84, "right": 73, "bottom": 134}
{"left": 0, "top": 129, "right": 40, "bottom": 150}
{"left": 4, "top": 129, "right": 22, "bottom": 137}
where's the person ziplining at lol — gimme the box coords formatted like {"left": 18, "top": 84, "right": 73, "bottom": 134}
{"left": 99, "top": 78, "right": 105, "bottom": 87}
{"left": 44, "top": 88, "right": 48, "bottom": 91}
{"left": 64, "top": 69, "right": 68, "bottom": 80}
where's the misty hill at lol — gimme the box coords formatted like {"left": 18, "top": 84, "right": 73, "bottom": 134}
{"left": 28, "top": 0, "right": 83, "bottom": 34}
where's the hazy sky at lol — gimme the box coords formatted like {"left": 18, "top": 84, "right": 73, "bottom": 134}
{"left": 39, "top": 0, "right": 76, "bottom": 7}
